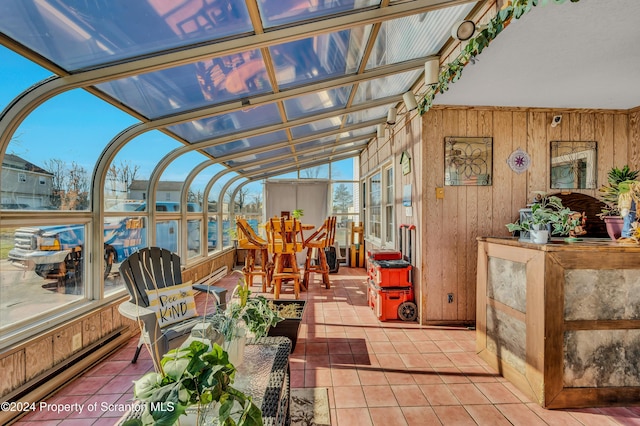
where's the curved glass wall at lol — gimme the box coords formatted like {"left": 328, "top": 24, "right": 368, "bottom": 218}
{"left": 104, "top": 131, "right": 180, "bottom": 211}
{"left": 4, "top": 89, "right": 136, "bottom": 211}
{"left": 0, "top": 0, "right": 475, "bottom": 351}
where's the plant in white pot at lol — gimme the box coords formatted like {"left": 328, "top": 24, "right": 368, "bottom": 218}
{"left": 506, "top": 193, "right": 580, "bottom": 243}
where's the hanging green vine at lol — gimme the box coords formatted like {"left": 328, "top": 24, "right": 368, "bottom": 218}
{"left": 418, "top": 0, "right": 581, "bottom": 115}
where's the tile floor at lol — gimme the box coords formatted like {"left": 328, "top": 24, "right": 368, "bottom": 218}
{"left": 13, "top": 266, "right": 640, "bottom": 425}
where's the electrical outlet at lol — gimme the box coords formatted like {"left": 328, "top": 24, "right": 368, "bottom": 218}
{"left": 436, "top": 187, "right": 445, "bottom": 199}
{"left": 447, "top": 293, "right": 454, "bottom": 303}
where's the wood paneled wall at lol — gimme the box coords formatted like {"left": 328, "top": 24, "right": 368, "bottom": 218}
{"left": 363, "top": 105, "right": 640, "bottom": 325}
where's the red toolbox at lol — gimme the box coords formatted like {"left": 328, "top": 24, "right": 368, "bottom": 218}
{"left": 367, "top": 249, "right": 402, "bottom": 280}
{"left": 370, "top": 259, "right": 412, "bottom": 288}
{"left": 368, "top": 281, "right": 415, "bottom": 321}
{"left": 367, "top": 249, "right": 402, "bottom": 261}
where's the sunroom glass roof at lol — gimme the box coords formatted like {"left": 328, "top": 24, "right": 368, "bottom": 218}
{"left": 0, "top": 0, "right": 478, "bottom": 178}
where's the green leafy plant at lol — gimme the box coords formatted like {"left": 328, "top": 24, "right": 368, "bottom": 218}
{"left": 123, "top": 341, "right": 263, "bottom": 426}
{"left": 506, "top": 193, "right": 579, "bottom": 236}
{"left": 597, "top": 165, "right": 640, "bottom": 218}
{"left": 211, "top": 276, "right": 283, "bottom": 342}
{"left": 292, "top": 209, "right": 304, "bottom": 219}
{"left": 418, "top": 0, "right": 581, "bottom": 114}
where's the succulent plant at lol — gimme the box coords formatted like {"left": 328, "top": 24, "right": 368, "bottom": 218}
{"left": 597, "top": 165, "right": 640, "bottom": 218}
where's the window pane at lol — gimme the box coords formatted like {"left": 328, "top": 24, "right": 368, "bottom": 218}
{"left": 385, "top": 167, "right": 394, "bottom": 244}
{"left": 97, "top": 50, "right": 271, "bottom": 119}
{"left": 3, "top": 223, "right": 86, "bottom": 330}
{"left": 332, "top": 182, "right": 356, "bottom": 214}
{"left": 187, "top": 219, "right": 201, "bottom": 259}
{"left": 335, "top": 215, "right": 360, "bottom": 255}
{"left": 207, "top": 214, "right": 218, "bottom": 254}
{"left": 104, "top": 216, "right": 147, "bottom": 295}
{"left": 369, "top": 172, "right": 381, "bottom": 239}
{"left": 156, "top": 220, "right": 179, "bottom": 253}
{"left": 0, "top": 1, "right": 252, "bottom": 70}
{"left": 300, "top": 165, "right": 328, "bottom": 179}
{"left": 258, "top": 0, "right": 379, "bottom": 28}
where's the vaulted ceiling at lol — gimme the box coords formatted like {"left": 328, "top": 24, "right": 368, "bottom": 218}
{"left": 2, "top": 0, "right": 627, "bottom": 181}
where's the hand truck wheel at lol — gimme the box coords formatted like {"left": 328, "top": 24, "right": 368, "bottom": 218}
{"left": 398, "top": 301, "right": 417, "bottom": 321}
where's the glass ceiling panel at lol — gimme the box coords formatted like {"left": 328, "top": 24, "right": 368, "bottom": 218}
{"left": 347, "top": 127, "right": 377, "bottom": 138}
{"left": 204, "top": 131, "right": 288, "bottom": 158}
{"left": 298, "top": 149, "right": 360, "bottom": 162}
{"left": 239, "top": 157, "right": 293, "bottom": 174}
{"left": 270, "top": 26, "right": 369, "bottom": 88}
{"left": 352, "top": 69, "right": 422, "bottom": 104}
{"left": 365, "top": 3, "right": 476, "bottom": 69}
{"left": 257, "top": 0, "right": 379, "bottom": 28}
{"left": 226, "top": 146, "right": 293, "bottom": 168}
{"left": 283, "top": 87, "right": 351, "bottom": 120}
{"left": 295, "top": 138, "right": 366, "bottom": 152}
{"left": 97, "top": 50, "right": 271, "bottom": 119}
{"left": 290, "top": 117, "right": 344, "bottom": 139}
{"left": 295, "top": 138, "right": 334, "bottom": 151}
{"left": 344, "top": 104, "right": 395, "bottom": 124}
{"left": 0, "top": 1, "right": 252, "bottom": 71}
{"left": 169, "top": 104, "right": 282, "bottom": 143}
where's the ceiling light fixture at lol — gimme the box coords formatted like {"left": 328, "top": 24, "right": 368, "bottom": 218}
{"left": 386, "top": 107, "right": 397, "bottom": 125}
{"left": 424, "top": 57, "right": 440, "bottom": 86}
{"left": 403, "top": 91, "right": 418, "bottom": 111}
{"left": 451, "top": 20, "right": 476, "bottom": 41}
{"left": 377, "top": 124, "right": 385, "bottom": 138}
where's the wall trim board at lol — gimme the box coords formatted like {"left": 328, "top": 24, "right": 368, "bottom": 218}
{"left": 1, "top": 329, "right": 131, "bottom": 426}
{"left": 431, "top": 105, "right": 631, "bottom": 115}
{"left": 0, "top": 296, "right": 129, "bottom": 359}
{"left": 430, "top": 105, "right": 640, "bottom": 115}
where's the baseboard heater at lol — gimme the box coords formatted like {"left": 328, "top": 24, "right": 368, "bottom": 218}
{"left": 1, "top": 326, "right": 132, "bottom": 425}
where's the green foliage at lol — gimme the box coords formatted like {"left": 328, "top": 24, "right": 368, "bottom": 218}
{"left": 292, "top": 209, "right": 304, "bottom": 219}
{"left": 506, "top": 194, "right": 579, "bottom": 236}
{"left": 123, "top": 341, "right": 263, "bottom": 426}
{"left": 597, "top": 165, "right": 640, "bottom": 218}
{"left": 228, "top": 295, "right": 283, "bottom": 339}
{"left": 211, "top": 276, "right": 283, "bottom": 342}
{"left": 418, "top": 0, "right": 581, "bottom": 114}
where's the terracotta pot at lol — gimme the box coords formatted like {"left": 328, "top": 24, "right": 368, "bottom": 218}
{"left": 603, "top": 216, "right": 624, "bottom": 240}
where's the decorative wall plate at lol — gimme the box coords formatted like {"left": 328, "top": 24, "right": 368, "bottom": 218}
{"left": 507, "top": 148, "right": 531, "bottom": 174}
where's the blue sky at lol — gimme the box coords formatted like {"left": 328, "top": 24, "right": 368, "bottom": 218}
{"left": 0, "top": 45, "right": 355, "bottom": 200}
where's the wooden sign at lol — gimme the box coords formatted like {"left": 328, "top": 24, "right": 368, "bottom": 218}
{"left": 400, "top": 151, "right": 411, "bottom": 175}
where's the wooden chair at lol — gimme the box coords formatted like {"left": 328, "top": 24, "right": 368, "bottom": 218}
{"left": 303, "top": 216, "right": 336, "bottom": 289}
{"left": 117, "top": 247, "right": 227, "bottom": 366}
{"left": 236, "top": 217, "right": 271, "bottom": 292}
{"left": 265, "top": 217, "right": 304, "bottom": 299}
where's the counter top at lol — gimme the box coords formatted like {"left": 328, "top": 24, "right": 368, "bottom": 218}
{"left": 477, "top": 236, "right": 640, "bottom": 252}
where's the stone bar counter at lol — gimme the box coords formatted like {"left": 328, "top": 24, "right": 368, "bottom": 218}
{"left": 476, "top": 237, "right": 640, "bottom": 409}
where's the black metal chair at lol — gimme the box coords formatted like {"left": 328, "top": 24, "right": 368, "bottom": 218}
{"left": 118, "top": 247, "right": 227, "bottom": 366}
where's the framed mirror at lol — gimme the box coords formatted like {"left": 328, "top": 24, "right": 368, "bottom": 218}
{"left": 550, "top": 141, "right": 597, "bottom": 189}
{"left": 444, "top": 136, "right": 492, "bottom": 186}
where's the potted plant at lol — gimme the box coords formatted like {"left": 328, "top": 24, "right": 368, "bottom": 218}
{"left": 210, "top": 276, "right": 283, "bottom": 365}
{"left": 597, "top": 165, "right": 640, "bottom": 240}
{"left": 292, "top": 209, "right": 304, "bottom": 219}
{"left": 506, "top": 193, "right": 581, "bottom": 243}
{"left": 123, "top": 341, "right": 263, "bottom": 426}
{"left": 266, "top": 299, "right": 306, "bottom": 351}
